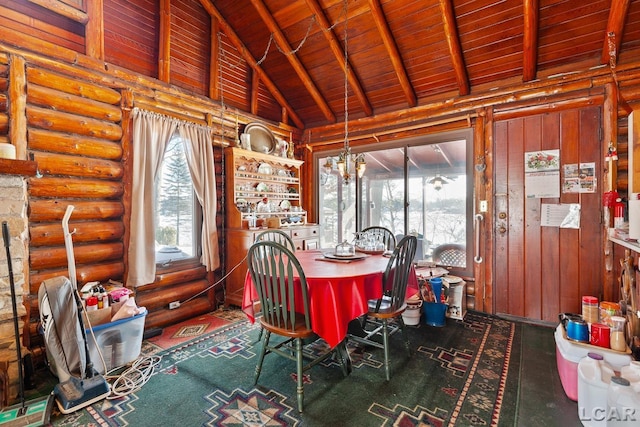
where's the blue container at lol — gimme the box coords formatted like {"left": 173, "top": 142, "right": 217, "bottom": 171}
{"left": 429, "top": 277, "right": 443, "bottom": 302}
{"left": 423, "top": 302, "right": 447, "bottom": 327}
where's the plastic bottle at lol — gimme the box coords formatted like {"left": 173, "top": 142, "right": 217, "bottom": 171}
{"left": 583, "top": 296, "right": 599, "bottom": 325}
{"left": 606, "top": 376, "right": 640, "bottom": 426}
{"left": 86, "top": 296, "right": 98, "bottom": 312}
{"left": 578, "top": 352, "right": 615, "bottom": 426}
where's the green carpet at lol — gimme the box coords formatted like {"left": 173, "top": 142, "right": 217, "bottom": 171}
{"left": 48, "top": 310, "right": 522, "bottom": 426}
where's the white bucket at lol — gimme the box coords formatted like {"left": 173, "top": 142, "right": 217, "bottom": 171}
{"left": 402, "top": 298, "right": 422, "bottom": 326}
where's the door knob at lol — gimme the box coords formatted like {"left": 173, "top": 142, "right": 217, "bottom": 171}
{"left": 498, "top": 225, "right": 507, "bottom": 234}
{"left": 498, "top": 212, "right": 507, "bottom": 219}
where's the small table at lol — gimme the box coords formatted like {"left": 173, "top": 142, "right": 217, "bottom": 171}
{"left": 242, "top": 250, "right": 417, "bottom": 348}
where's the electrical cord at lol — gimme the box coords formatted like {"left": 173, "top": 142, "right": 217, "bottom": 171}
{"left": 176, "top": 254, "right": 248, "bottom": 306}
{"left": 105, "top": 355, "right": 162, "bottom": 399}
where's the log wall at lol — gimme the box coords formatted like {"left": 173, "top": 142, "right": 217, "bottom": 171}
{"left": 0, "top": 50, "right": 235, "bottom": 348}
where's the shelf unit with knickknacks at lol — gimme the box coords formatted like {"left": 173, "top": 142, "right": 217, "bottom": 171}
{"left": 223, "top": 147, "right": 319, "bottom": 306}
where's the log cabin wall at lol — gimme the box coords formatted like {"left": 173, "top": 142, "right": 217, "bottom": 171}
{"left": 0, "top": 0, "right": 640, "bottom": 355}
{"left": 0, "top": 0, "right": 306, "bottom": 361}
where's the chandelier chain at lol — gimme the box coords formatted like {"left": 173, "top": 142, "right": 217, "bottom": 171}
{"left": 343, "top": 0, "right": 349, "bottom": 148}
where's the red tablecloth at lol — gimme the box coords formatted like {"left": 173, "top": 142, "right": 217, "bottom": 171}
{"left": 242, "top": 251, "right": 418, "bottom": 348}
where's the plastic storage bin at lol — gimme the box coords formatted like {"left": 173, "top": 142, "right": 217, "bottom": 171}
{"left": 85, "top": 309, "right": 147, "bottom": 374}
{"left": 555, "top": 324, "right": 631, "bottom": 401}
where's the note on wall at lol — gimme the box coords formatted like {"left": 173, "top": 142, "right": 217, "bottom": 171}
{"left": 541, "top": 203, "right": 581, "bottom": 229}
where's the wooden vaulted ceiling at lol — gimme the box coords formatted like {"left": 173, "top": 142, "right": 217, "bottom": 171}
{"left": 203, "top": 0, "right": 640, "bottom": 130}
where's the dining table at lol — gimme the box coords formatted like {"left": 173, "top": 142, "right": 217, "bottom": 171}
{"left": 241, "top": 249, "right": 419, "bottom": 350}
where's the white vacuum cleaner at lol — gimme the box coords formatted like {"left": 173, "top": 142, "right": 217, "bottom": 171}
{"left": 38, "top": 206, "right": 109, "bottom": 414}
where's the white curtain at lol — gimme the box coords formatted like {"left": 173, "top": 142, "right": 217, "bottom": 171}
{"left": 127, "top": 108, "right": 220, "bottom": 287}
{"left": 179, "top": 124, "right": 220, "bottom": 271}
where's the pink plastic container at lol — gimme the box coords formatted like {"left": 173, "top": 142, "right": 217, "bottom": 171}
{"left": 554, "top": 324, "right": 631, "bottom": 402}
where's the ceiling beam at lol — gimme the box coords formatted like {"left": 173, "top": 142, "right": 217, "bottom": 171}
{"left": 304, "top": 0, "right": 372, "bottom": 117}
{"left": 368, "top": 0, "right": 417, "bottom": 107}
{"left": 522, "top": 0, "right": 539, "bottom": 82}
{"left": 198, "top": 0, "right": 305, "bottom": 129}
{"left": 601, "top": 0, "right": 631, "bottom": 66}
{"left": 250, "top": 0, "right": 336, "bottom": 124}
{"left": 439, "top": 0, "right": 470, "bottom": 96}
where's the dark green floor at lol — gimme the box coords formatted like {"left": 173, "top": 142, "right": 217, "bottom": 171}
{"left": 516, "top": 322, "right": 580, "bottom": 426}
{"left": 21, "top": 318, "right": 583, "bottom": 426}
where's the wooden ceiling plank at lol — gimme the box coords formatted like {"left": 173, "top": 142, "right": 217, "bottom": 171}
{"left": 439, "top": 0, "right": 470, "bottom": 96}
{"left": 198, "top": 0, "right": 305, "bottom": 129}
{"left": 523, "top": 0, "right": 539, "bottom": 82}
{"left": 368, "top": 0, "right": 417, "bottom": 107}
{"left": 601, "top": 0, "right": 631, "bottom": 65}
{"left": 250, "top": 0, "right": 335, "bottom": 123}
{"left": 304, "top": 0, "right": 372, "bottom": 117}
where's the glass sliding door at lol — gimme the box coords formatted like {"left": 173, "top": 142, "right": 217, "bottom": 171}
{"left": 315, "top": 129, "right": 472, "bottom": 276}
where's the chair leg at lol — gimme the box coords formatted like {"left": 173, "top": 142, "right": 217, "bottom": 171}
{"left": 295, "top": 338, "right": 304, "bottom": 412}
{"left": 382, "top": 320, "right": 390, "bottom": 381}
{"left": 254, "top": 330, "right": 270, "bottom": 385}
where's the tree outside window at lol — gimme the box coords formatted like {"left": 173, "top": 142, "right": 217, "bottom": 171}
{"left": 155, "top": 137, "right": 198, "bottom": 264}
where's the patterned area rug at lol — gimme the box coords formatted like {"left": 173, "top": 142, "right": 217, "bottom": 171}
{"left": 49, "top": 309, "right": 521, "bottom": 426}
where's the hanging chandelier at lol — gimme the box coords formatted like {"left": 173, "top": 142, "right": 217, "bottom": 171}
{"left": 336, "top": 0, "right": 365, "bottom": 185}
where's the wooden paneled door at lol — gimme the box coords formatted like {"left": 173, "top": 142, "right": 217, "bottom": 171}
{"left": 493, "top": 106, "right": 603, "bottom": 323}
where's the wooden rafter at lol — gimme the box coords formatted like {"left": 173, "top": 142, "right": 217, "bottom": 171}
{"left": 439, "top": 0, "right": 470, "bottom": 96}
{"left": 368, "top": 0, "right": 417, "bottom": 107}
{"left": 522, "top": 0, "right": 539, "bottom": 82}
{"left": 304, "top": 0, "right": 372, "bottom": 117}
{"left": 249, "top": 0, "right": 335, "bottom": 123}
{"left": 199, "top": 0, "right": 305, "bottom": 129}
{"left": 601, "top": 0, "right": 631, "bottom": 65}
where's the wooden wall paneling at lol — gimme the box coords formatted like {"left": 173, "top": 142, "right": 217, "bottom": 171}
{"left": 506, "top": 119, "right": 525, "bottom": 318}
{"left": 493, "top": 120, "right": 509, "bottom": 315}
{"left": 169, "top": 0, "right": 210, "bottom": 96}
{"left": 0, "top": 3, "right": 85, "bottom": 53}
{"left": 558, "top": 109, "right": 581, "bottom": 315}
{"left": 577, "top": 107, "right": 604, "bottom": 301}
{"left": 523, "top": 115, "right": 543, "bottom": 320}
{"left": 103, "top": 0, "right": 158, "bottom": 78}
{"left": 540, "top": 113, "right": 562, "bottom": 321}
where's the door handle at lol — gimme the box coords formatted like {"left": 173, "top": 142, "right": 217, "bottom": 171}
{"left": 474, "top": 214, "right": 483, "bottom": 264}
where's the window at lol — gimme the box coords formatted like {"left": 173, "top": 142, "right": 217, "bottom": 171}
{"left": 154, "top": 135, "right": 202, "bottom": 266}
{"left": 316, "top": 129, "right": 472, "bottom": 276}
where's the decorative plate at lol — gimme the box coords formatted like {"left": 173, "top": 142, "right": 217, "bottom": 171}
{"left": 280, "top": 200, "right": 291, "bottom": 210}
{"left": 258, "top": 163, "right": 272, "bottom": 175}
{"left": 245, "top": 122, "right": 276, "bottom": 154}
{"left": 323, "top": 252, "right": 368, "bottom": 260}
{"left": 256, "top": 182, "right": 269, "bottom": 193}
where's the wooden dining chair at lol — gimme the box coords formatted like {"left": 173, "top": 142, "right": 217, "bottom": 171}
{"left": 348, "top": 235, "right": 418, "bottom": 381}
{"left": 247, "top": 240, "right": 344, "bottom": 412}
{"left": 362, "top": 226, "right": 397, "bottom": 250}
{"left": 255, "top": 229, "right": 296, "bottom": 252}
